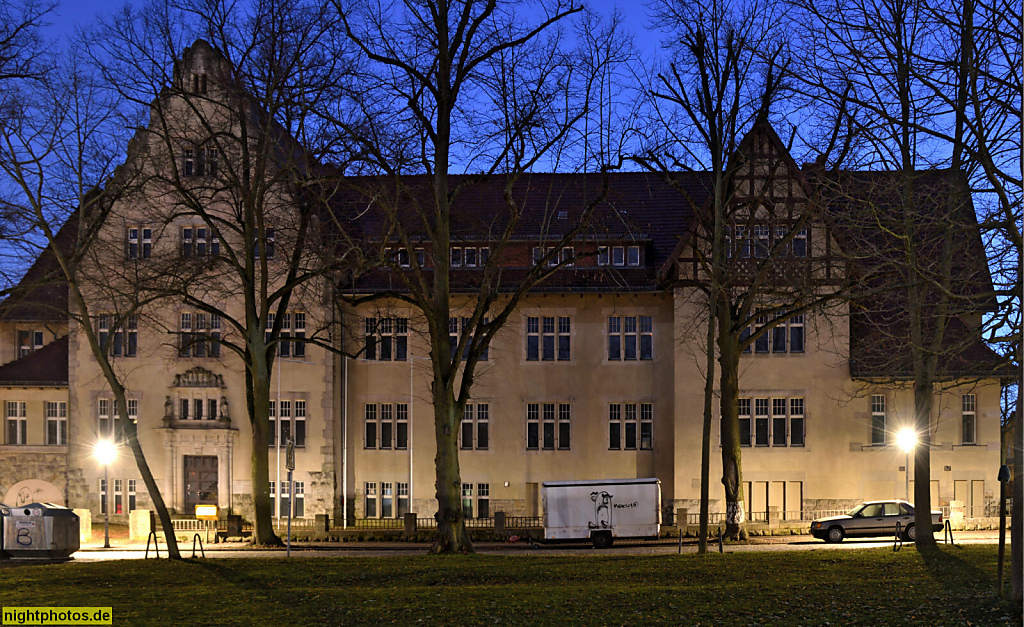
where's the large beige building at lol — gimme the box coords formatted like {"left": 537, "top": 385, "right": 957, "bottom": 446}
{"left": 0, "top": 41, "right": 1005, "bottom": 527}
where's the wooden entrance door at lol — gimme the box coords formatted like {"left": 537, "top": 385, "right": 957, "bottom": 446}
{"left": 184, "top": 455, "right": 218, "bottom": 515}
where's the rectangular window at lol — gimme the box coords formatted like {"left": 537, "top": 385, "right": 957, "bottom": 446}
{"left": 461, "top": 404, "right": 474, "bottom": 450}
{"left": 464, "top": 247, "right": 477, "bottom": 267}
{"left": 294, "top": 400, "right": 306, "bottom": 448}
{"left": 640, "top": 403, "right": 653, "bottom": 449}
{"left": 790, "top": 398, "right": 805, "bottom": 447}
{"left": 126, "top": 227, "right": 153, "bottom": 260}
{"left": 381, "top": 482, "right": 393, "bottom": 518}
{"left": 736, "top": 226, "right": 750, "bottom": 258}
{"left": 597, "top": 246, "right": 609, "bottom": 266}
{"left": 364, "top": 317, "right": 408, "bottom": 361}
{"left": 100, "top": 479, "right": 107, "bottom": 515}
{"left": 268, "top": 401, "right": 276, "bottom": 447}
{"left": 128, "top": 479, "right": 137, "bottom": 512}
{"left": 772, "top": 398, "right": 787, "bottom": 447}
{"left": 607, "top": 316, "right": 653, "bottom": 361}
{"left": 789, "top": 315, "right": 804, "bottom": 353}
{"left": 364, "top": 404, "right": 377, "bottom": 449}
{"left": 557, "top": 317, "right": 571, "bottom": 361}
{"left": 738, "top": 398, "right": 751, "bottom": 447}
{"left": 114, "top": 478, "right": 123, "bottom": 515}
{"left": 17, "top": 330, "right": 43, "bottom": 357}
{"left": 462, "top": 483, "right": 474, "bottom": 518}
{"left": 609, "top": 404, "right": 622, "bottom": 450}
{"left": 451, "top": 247, "right": 462, "bottom": 267}
{"left": 542, "top": 403, "right": 556, "bottom": 449}
{"left": 871, "top": 395, "right": 886, "bottom": 445}
{"left": 526, "top": 317, "right": 539, "bottom": 361}
{"left": 478, "top": 483, "right": 490, "bottom": 518}
{"left": 396, "top": 403, "right": 408, "bottom": 449}
{"left": 46, "top": 401, "right": 67, "bottom": 445}
{"left": 254, "top": 228, "right": 275, "bottom": 259}
{"left": 792, "top": 228, "right": 807, "bottom": 257}
{"left": 755, "top": 398, "right": 769, "bottom": 446}
{"left": 527, "top": 403, "right": 540, "bottom": 450}
{"left": 561, "top": 247, "right": 574, "bottom": 267}
{"left": 380, "top": 403, "right": 393, "bottom": 449}
{"left": 753, "top": 225, "right": 770, "bottom": 258}
{"left": 293, "top": 481, "right": 304, "bottom": 517}
{"left": 612, "top": 246, "right": 625, "bottom": 266}
{"left": 962, "top": 394, "right": 976, "bottom": 445}
{"left": 558, "top": 403, "right": 571, "bottom": 449}
{"left": 6, "top": 401, "right": 27, "bottom": 445}
{"left": 627, "top": 245, "right": 640, "bottom": 266}
{"left": 755, "top": 313, "right": 769, "bottom": 353}
{"left": 397, "top": 482, "right": 409, "bottom": 516}
{"left": 364, "top": 482, "right": 377, "bottom": 518}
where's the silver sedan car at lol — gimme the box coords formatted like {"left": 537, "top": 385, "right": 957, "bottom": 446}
{"left": 810, "top": 500, "right": 943, "bottom": 542}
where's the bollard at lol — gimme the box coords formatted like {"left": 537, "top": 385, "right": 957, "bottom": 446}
{"left": 718, "top": 526, "right": 723, "bottom": 553}
{"left": 893, "top": 521, "right": 902, "bottom": 552}
{"left": 678, "top": 528, "right": 682, "bottom": 554}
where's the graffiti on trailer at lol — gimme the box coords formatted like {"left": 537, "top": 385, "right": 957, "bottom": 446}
{"left": 589, "top": 490, "right": 613, "bottom": 529}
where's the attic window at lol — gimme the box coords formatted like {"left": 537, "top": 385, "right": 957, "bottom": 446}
{"left": 192, "top": 73, "right": 207, "bottom": 94}
{"left": 557, "top": 211, "right": 568, "bottom": 220}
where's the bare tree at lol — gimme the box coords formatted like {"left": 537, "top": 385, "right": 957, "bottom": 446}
{"left": 93, "top": 0, "right": 353, "bottom": 545}
{"left": 327, "top": 0, "right": 631, "bottom": 553}
{"left": 0, "top": 44, "right": 184, "bottom": 558}
{"left": 789, "top": 0, "right": 1010, "bottom": 549}
{"left": 636, "top": 0, "right": 840, "bottom": 542}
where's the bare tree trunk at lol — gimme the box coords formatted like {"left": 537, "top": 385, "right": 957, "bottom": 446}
{"left": 1012, "top": 401, "right": 1022, "bottom": 604}
{"left": 717, "top": 302, "right": 746, "bottom": 540}
{"left": 912, "top": 376, "right": 937, "bottom": 548}
{"left": 699, "top": 302, "right": 716, "bottom": 553}
{"left": 247, "top": 360, "right": 280, "bottom": 546}
{"left": 430, "top": 389, "right": 472, "bottom": 553}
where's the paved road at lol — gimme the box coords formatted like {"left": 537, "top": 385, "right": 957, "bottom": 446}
{"left": 62, "top": 530, "right": 1002, "bottom": 562}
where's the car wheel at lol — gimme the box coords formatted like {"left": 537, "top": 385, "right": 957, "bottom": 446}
{"left": 592, "top": 532, "right": 613, "bottom": 549}
{"left": 825, "top": 526, "right": 844, "bottom": 543}
{"left": 904, "top": 524, "right": 916, "bottom": 542}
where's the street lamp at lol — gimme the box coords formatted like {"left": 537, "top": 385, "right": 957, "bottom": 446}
{"left": 94, "top": 439, "right": 118, "bottom": 548}
{"left": 896, "top": 428, "right": 917, "bottom": 502}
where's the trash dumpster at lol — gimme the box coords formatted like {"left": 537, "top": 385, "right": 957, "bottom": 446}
{"left": 1, "top": 502, "right": 80, "bottom": 560}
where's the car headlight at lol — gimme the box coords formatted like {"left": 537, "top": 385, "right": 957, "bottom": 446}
{"left": 811, "top": 522, "right": 820, "bottom": 529}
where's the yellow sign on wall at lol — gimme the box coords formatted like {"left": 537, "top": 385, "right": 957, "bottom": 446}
{"left": 195, "top": 504, "right": 219, "bottom": 520}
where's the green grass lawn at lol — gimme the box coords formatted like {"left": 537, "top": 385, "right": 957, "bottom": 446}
{"left": 1, "top": 546, "right": 1019, "bottom": 625}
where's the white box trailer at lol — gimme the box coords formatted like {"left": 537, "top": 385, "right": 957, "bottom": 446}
{"left": 541, "top": 478, "right": 661, "bottom": 548}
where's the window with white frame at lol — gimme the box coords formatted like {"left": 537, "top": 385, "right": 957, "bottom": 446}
{"left": 98, "top": 314, "right": 137, "bottom": 357}
{"left": 253, "top": 228, "right": 275, "bottom": 259}
{"left": 98, "top": 397, "right": 137, "bottom": 441}
{"left": 177, "top": 394, "right": 217, "bottom": 424}
{"left": 792, "top": 228, "right": 807, "bottom": 257}
{"left": 754, "top": 398, "right": 770, "bottom": 446}
{"left": 364, "top": 317, "right": 408, "bottom": 361}
{"left": 6, "top": 401, "right": 26, "bottom": 445}
{"left": 607, "top": 316, "right": 653, "bottom": 361}
{"left": 738, "top": 398, "right": 751, "bottom": 446}
{"left": 278, "top": 312, "right": 306, "bottom": 359}
{"left": 561, "top": 247, "right": 575, "bottom": 266}
{"left": 268, "top": 399, "right": 306, "bottom": 448}
{"left": 364, "top": 402, "right": 409, "bottom": 450}
{"left": 612, "top": 246, "right": 625, "bottom": 266}
{"left": 114, "top": 478, "right": 124, "bottom": 515}
{"left": 745, "top": 313, "right": 804, "bottom": 355}
{"left": 179, "top": 312, "right": 222, "bottom": 357}
{"left": 279, "top": 480, "right": 291, "bottom": 517}
{"left": 17, "top": 330, "right": 43, "bottom": 358}
{"left": 451, "top": 247, "right": 463, "bottom": 267}
{"left": 364, "top": 482, "right": 377, "bottom": 517}
{"left": 99, "top": 478, "right": 107, "bottom": 514}
{"left": 461, "top": 482, "right": 491, "bottom": 519}
{"left": 181, "top": 226, "right": 220, "bottom": 257}
{"left": 397, "top": 482, "right": 409, "bottom": 516}
{"left": 734, "top": 396, "right": 804, "bottom": 447}
{"left": 380, "top": 482, "right": 393, "bottom": 518}
{"left": 608, "top": 402, "right": 653, "bottom": 450}
{"left": 526, "top": 402, "right": 570, "bottom": 450}
{"left": 449, "top": 317, "right": 488, "bottom": 361}
{"left": 293, "top": 481, "right": 304, "bottom": 517}
{"left": 871, "top": 395, "right": 886, "bottom": 445}
{"left": 128, "top": 479, "right": 137, "bottom": 512}
{"left": 597, "top": 246, "right": 609, "bottom": 266}
{"left": 525, "top": 316, "right": 570, "bottom": 361}
{"left": 962, "top": 394, "right": 976, "bottom": 445}
{"left": 627, "top": 245, "right": 640, "bottom": 266}
{"left": 460, "top": 403, "right": 489, "bottom": 450}
{"left": 46, "top": 401, "right": 67, "bottom": 445}
{"left": 126, "top": 227, "right": 153, "bottom": 260}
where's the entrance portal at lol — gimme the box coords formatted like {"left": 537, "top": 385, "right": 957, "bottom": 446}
{"left": 184, "top": 455, "right": 218, "bottom": 515}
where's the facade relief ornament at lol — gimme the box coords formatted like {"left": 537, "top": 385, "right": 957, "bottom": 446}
{"left": 173, "top": 366, "right": 226, "bottom": 389}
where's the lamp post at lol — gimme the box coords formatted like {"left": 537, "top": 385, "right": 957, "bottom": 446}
{"left": 94, "top": 440, "right": 118, "bottom": 548}
{"left": 896, "top": 428, "right": 917, "bottom": 502}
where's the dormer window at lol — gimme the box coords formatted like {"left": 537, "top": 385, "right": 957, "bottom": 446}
{"left": 192, "top": 72, "right": 207, "bottom": 94}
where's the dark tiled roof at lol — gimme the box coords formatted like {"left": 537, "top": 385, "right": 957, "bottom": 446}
{"left": 327, "top": 172, "right": 711, "bottom": 293}
{"left": 811, "top": 168, "right": 1006, "bottom": 379}
{"left": 0, "top": 214, "right": 75, "bottom": 322}
{"left": 0, "top": 335, "right": 69, "bottom": 386}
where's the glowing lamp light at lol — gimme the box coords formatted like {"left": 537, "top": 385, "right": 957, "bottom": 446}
{"left": 896, "top": 428, "right": 917, "bottom": 454}
{"left": 94, "top": 439, "right": 118, "bottom": 465}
